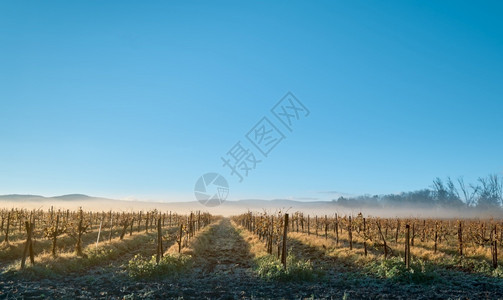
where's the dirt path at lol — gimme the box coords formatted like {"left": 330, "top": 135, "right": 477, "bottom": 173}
{"left": 192, "top": 218, "right": 253, "bottom": 276}
{"left": 161, "top": 218, "right": 340, "bottom": 299}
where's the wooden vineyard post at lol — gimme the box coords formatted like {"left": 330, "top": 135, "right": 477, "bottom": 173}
{"left": 307, "top": 215, "right": 310, "bottom": 235}
{"left": 395, "top": 219, "right": 400, "bottom": 243}
{"left": 268, "top": 216, "right": 274, "bottom": 254}
{"left": 376, "top": 220, "right": 388, "bottom": 259}
{"left": 138, "top": 211, "right": 142, "bottom": 232}
{"left": 363, "top": 218, "right": 368, "bottom": 256}
{"left": 434, "top": 222, "right": 438, "bottom": 254}
{"left": 21, "top": 220, "right": 35, "bottom": 269}
{"left": 19, "top": 211, "right": 24, "bottom": 233}
{"left": 108, "top": 211, "right": 113, "bottom": 242}
{"left": 21, "top": 221, "right": 31, "bottom": 269}
{"left": 405, "top": 224, "right": 410, "bottom": 269}
{"left": 266, "top": 226, "right": 271, "bottom": 254}
{"left": 348, "top": 216, "right": 353, "bottom": 250}
{"left": 189, "top": 213, "right": 193, "bottom": 238}
{"left": 52, "top": 214, "right": 60, "bottom": 256}
{"left": 300, "top": 214, "right": 304, "bottom": 232}
{"left": 75, "top": 208, "right": 87, "bottom": 256}
{"left": 152, "top": 214, "right": 156, "bottom": 231}
{"left": 145, "top": 212, "right": 149, "bottom": 233}
{"left": 4, "top": 211, "right": 10, "bottom": 244}
{"left": 120, "top": 217, "right": 129, "bottom": 240}
{"left": 0, "top": 213, "right": 4, "bottom": 234}
{"left": 335, "top": 214, "right": 339, "bottom": 245}
{"left": 186, "top": 216, "right": 190, "bottom": 242}
{"left": 481, "top": 222, "right": 486, "bottom": 242}
{"left": 296, "top": 214, "right": 299, "bottom": 233}
{"left": 411, "top": 223, "right": 415, "bottom": 246}
{"left": 89, "top": 212, "right": 93, "bottom": 231}
{"left": 277, "top": 222, "right": 282, "bottom": 259}
{"left": 458, "top": 221, "right": 463, "bottom": 256}
{"left": 130, "top": 217, "right": 134, "bottom": 236}
{"left": 281, "top": 214, "right": 289, "bottom": 269}
{"left": 250, "top": 213, "right": 253, "bottom": 232}
{"left": 492, "top": 225, "right": 498, "bottom": 269}
{"left": 315, "top": 216, "right": 318, "bottom": 237}
{"left": 177, "top": 223, "right": 183, "bottom": 253}
{"left": 96, "top": 217, "right": 103, "bottom": 251}
{"left": 245, "top": 212, "right": 249, "bottom": 231}
{"left": 156, "top": 218, "right": 163, "bottom": 264}
{"left": 422, "top": 219, "right": 426, "bottom": 242}
{"left": 197, "top": 211, "right": 201, "bottom": 232}
{"left": 28, "top": 220, "right": 35, "bottom": 265}
{"left": 333, "top": 213, "right": 336, "bottom": 233}
{"left": 384, "top": 220, "right": 388, "bottom": 240}
{"left": 325, "top": 215, "right": 328, "bottom": 240}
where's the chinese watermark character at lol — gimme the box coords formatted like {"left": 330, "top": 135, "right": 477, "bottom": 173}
{"left": 271, "top": 92, "right": 310, "bottom": 132}
{"left": 221, "top": 142, "right": 262, "bottom": 182}
{"left": 246, "top": 117, "right": 285, "bottom": 157}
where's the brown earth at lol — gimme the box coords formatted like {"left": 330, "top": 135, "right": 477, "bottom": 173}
{"left": 1, "top": 218, "right": 503, "bottom": 299}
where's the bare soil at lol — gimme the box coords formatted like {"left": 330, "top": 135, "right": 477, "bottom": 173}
{"left": 1, "top": 218, "right": 503, "bottom": 299}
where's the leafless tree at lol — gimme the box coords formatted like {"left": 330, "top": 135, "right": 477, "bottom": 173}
{"left": 458, "top": 177, "right": 479, "bottom": 207}
{"left": 475, "top": 174, "right": 503, "bottom": 208}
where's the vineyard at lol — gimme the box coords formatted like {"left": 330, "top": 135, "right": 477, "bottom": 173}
{"left": 1, "top": 208, "right": 503, "bottom": 299}
{"left": 234, "top": 211, "right": 502, "bottom": 273}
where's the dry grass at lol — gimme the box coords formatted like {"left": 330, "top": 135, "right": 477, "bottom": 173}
{"left": 231, "top": 221, "right": 268, "bottom": 258}
{"left": 287, "top": 227, "right": 502, "bottom": 273}
{"left": 2, "top": 228, "right": 166, "bottom": 278}
{"left": 0, "top": 224, "right": 165, "bottom": 261}
{"left": 164, "top": 217, "right": 222, "bottom": 255}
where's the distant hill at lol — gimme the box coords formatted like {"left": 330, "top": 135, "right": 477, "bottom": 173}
{"left": 0, "top": 194, "right": 102, "bottom": 202}
{"left": 0, "top": 194, "right": 500, "bottom": 219}
{"left": 52, "top": 194, "right": 93, "bottom": 200}
{"left": 0, "top": 194, "right": 342, "bottom": 216}
{"left": 0, "top": 194, "right": 46, "bottom": 201}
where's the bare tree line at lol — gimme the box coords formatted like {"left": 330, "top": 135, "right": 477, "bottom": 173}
{"left": 334, "top": 174, "right": 503, "bottom": 209}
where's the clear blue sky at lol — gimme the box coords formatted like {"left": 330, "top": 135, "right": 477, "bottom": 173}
{"left": 1, "top": 1, "right": 502, "bottom": 202}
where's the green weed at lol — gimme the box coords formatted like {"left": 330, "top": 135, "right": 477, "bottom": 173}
{"left": 367, "top": 257, "right": 437, "bottom": 283}
{"left": 255, "top": 252, "right": 324, "bottom": 282}
{"left": 127, "top": 253, "right": 192, "bottom": 279}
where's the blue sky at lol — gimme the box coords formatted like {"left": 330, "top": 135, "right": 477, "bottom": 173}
{"left": 1, "top": 1, "right": 502, "bottom": 202}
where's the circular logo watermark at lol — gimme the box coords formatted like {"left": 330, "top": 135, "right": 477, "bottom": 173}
{"left": 194, "top": 172, "right": 229, "bottom": 207}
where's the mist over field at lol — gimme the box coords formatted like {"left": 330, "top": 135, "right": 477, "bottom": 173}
{"left": 2, "top": 193, "right": 501, "bottom": 219}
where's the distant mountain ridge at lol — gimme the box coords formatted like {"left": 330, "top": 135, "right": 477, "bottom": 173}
{"left": 0, "top": 194, "right": 335, "bottom": 210}
{"left": 0, "top": 194, "right": 500, "bottom": 219}
{"left": 0, "top": 194, "right": 317, "bottom": 205}
{"left": 52, "top": 194, "right": 92, "bottom": 200}
{"left": 0, "top": 194, "right": 104, "bottom": 201}
{"left": 0, "top": 194, "right": 45, "bottom": 199}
